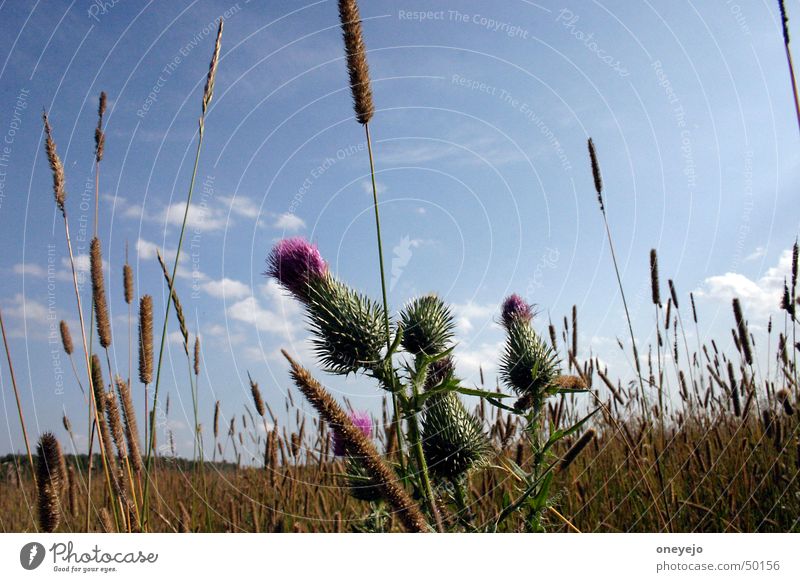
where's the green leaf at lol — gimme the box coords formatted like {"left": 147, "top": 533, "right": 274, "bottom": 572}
{"left": 531, "top": 472, "right": 554, "bottom": 510}
{"left": 455, "top": 386, "right": 514, "bottom": 399}
{"left": 542, "top": 406, "right": 600, "bottom": 454}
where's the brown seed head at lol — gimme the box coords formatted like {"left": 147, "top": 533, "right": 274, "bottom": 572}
{"left": 138, "top": 295, "right": 153, "bottom": 384}
{"left": 105, "top": 391, "right": 127, "bottom": 460}
{"left": 732, "top": 298, "right": 753, "bottom": 365}
{"left": 649, "top": 249, "right": 661, "bottom": 306}
{"left": 559, "top": 428, "right": 596, "bottom": 472}
{"left": 42, "top": 111, "right": 66, "bottom": 215}
{"left": 587, "top": 138, "right": 603, "bottom": 210}
{"left": 780, "top": 0, "right": 791, "bottom": 44}
{"left": 59, "top": 320, "right": 73, "bottom": 355}
{"left": 116, "top": 376, "right": 142, "bottom": 473}
{"left": 282, "top": 349, "right": 428, "bottom": 532}
{"left": 123, "top": 263, "right": 133, "bottom": 305}
{"left": 156, "top": 249, "right": 189, "bottom": 353}
{"left": 36, "top": 432, "right": 64, "bottom": 532}
{"left": 248, "top": 373, "right": 266, "bottom": 417}
{"left": 95, "top": 91, "right": 107, "bottom": 162}
{"left": 668, "top": 279, "right": 679, "bottom": 309}
{"left": 90, "top": 237, "right": 112, "bottom": 348}
{"left": 776, "top": 388, "right": 795, "bottom": 416}
{"left": 338, "top": 0, "right": 375, "bottom": 124}
{"left": 202, "top": 20, "right": 223, "bottom": 119}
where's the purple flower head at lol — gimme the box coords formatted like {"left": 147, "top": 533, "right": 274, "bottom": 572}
{"left": 332, "top": 410, "right": 373, "bottom": 457}
{"left": 266, "top": 237, "right": 328, "bottom": 298}
{"left": 501, "top": 294, "right": 533, "bottom": 327}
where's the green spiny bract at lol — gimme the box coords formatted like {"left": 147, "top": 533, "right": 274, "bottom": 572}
{"left": 400, "top": 294, "right": 455, "bottom": 357}
{"left": 344, "top": 456, "right": 383, "bottom": 502}
{"left": 500, "top": 318, "right": 560, "bottom": 404}
{"left": 305, "top": 275, "right": 388, "bottom": 377}
{"left": 422, "top": 391, "right": 491, "bottom": 480}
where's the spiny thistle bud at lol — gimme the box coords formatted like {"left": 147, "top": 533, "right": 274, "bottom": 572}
{"left": 422, "top": 392, "right": 491, "bottom": 480}
{"left": 424, "top": 356, "right": 455, "bottom": 391}
{"left": 499, "top": 295, "right": 559, "bottom": 403}
{"left": 333, "top": 410, "right": 372, "bottom": 457}
{"left": 267, "top": 238, "right": 387, "bottom": 378}
{"left": 344, "top": 456, "right": 382, "bottom": 501}
{"left": 266, "top": 237, "right": 328, "bottom": 300}
{"left": 501, "top": 294, "right": 533, "bottom": 328}
{"left": 307, "top": 276, "right": 387, "bottom": 376}
{"left": 400, "top": 294, "right": 455, "bottom": 356}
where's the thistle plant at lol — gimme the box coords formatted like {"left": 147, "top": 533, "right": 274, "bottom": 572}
{"left": 268, "top": 235, "right": 593, "bottom": 532}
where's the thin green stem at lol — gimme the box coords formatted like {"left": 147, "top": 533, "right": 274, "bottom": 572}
{"left": 600, "top": 208, "right": 649, "bottom": 421}
{"left": 142, "top": 123, "right": 206, "bottom": 526}
{"left": 364, "top": 123, "right": 407, "bottom": 476}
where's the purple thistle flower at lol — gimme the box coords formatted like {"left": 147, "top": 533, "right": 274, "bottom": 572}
{"left": 332, "top": 410, "right": 372, "bottom": 457}
{"left": 266, "top": 237, "right": 328, "bottom": 299}
{"left": 501, "top": 294, "right": 533, "bottom": 327}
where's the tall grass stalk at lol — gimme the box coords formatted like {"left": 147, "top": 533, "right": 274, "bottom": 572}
{"left": 0, "top": 308, "right": 37, "bottom": 490}
{"left": 43, "top": 111, "right": 118, "bottom": 527}
{"left": 338, "top": 0, "right": 409, "bottom": 487}
{"left": 587, "top": 138, "right": 649, "bottom": 421}
{"left": 142, "top": 19, "right": 222, "bottom": 527}
{"left": 779, "top": 0, "right": 800, "bottom": 135}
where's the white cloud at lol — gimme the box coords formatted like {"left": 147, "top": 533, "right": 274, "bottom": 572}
{"left": 102, "top": 193, "right": 144, "bottom": 220}
{"left": 136, "top": 238, "right": 168, "bottom": 261}
{"left": 695, "top": 248, "right": 792, "bottom": 322}
{"left": 13, "top": 263, "right": 46, "bottom": 278}
{"left": 218, "top": 195, "right": 261, "bottom": 219}
{"left": 201, "top": 278, "right": 251, "bottom": 299}
{"left": 226, "top": 280, "right": 301, "bottom": 337}
{"left": 273, "top": 212, "right": 306, "bottom": 232}
{"left": 455, "top": 341, "right": 503, "bottom": 379}
{"left": 744, "top": 246, "right": 766, "bottom": 262}
{"left": 163, "top": 202, "right": 227, "bottom": 232}
{"left": 452, "top": 301, "right": 498, "bottom": 334}
{"left": 2, "top": 293, "right": 49, "bottom": 322}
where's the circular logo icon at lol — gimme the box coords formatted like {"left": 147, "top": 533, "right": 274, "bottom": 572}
{"left": 20, "top": 542, "right": 46, "bottom": 570}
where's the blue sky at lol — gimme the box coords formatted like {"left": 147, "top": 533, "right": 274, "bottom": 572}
{"left": 0, "top": 0, "right": 798, "bottom": 459}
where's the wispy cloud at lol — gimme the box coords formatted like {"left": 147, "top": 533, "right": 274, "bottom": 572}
{"left": 218, "top": 195, "right": 261, "bottom": 220}
{"left": 452, "top": 300, "right": 498, "bottom": 334}
{"left": 12, "top": 263, "right": 46, "bottom": 278}
{"left": 695, "top": 248, "right": 792, "bottom": 323}
{"left": 273, "top": 212, "right": 306, "bottom": 232}
{"left": 202, "top": 277, "right": 251, "bottom": 299}
{"left": 226, "top": 280, "right": 301, "bottom": 338}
